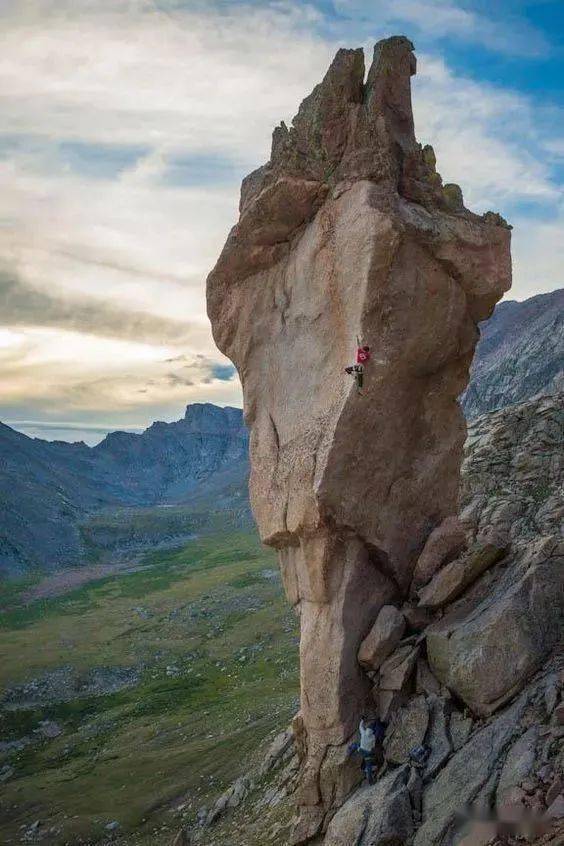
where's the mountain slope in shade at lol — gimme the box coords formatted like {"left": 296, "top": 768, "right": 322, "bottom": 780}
{"left": 93, "top": 403, "right": 247, "bottom": 504}
{"left": 0, "top": 404, "right": 248, "bottom": 577}
{"left": 462, "top": 288, "right": 564, "bottom": 418}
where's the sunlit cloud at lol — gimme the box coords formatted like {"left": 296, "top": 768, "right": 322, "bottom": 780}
{"left": 0, "top": 325, "right": 239, "bottom": 417}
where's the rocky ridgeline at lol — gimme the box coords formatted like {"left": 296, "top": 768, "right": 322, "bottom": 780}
{"left": 175, "top": 394, "right": 563, "bottom": 846}
{"left": 462, "top": 289, "right": 564, "bottom": 419}
{"left": 207, "top": 34, "right": 512, "bottom": 840}
{"left": 0, "top": 403, "right": 249, "bottom": 576}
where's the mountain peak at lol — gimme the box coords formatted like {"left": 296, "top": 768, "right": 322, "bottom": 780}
{"left": 183, "top": 403, "right": 244, "bottom": 433}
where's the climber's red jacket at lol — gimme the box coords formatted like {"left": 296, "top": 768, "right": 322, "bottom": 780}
{"left": 356, "top": 347, "right": 371, "bottom": 364}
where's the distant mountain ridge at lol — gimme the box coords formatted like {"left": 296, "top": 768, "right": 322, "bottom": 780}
{"left": 462, "top": 288, "right": 563, "bottom": 418}
{"left": 1, "top": 289, "right": 562, "bottom": 578}
{"left": 0, "top": 404, "right": 249, "bottom": 577}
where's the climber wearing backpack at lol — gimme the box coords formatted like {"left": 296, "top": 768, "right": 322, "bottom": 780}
{"left": 345, "top": 340, "right": 371, "bottom": 394}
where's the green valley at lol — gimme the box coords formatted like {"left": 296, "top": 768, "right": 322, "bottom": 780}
{"left": 0, "top": 531, "right": 299, "bottom": 845}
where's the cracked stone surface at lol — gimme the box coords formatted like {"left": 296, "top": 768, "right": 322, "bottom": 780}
{"left": 206, "top": 35, "right": 511, "bottom": 839}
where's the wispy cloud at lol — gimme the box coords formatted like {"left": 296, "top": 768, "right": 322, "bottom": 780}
{"left": 0, "top": 267, "right": 203, "bottom": 345}
{"left": 413, "top": 55, "right": 561, "bottom": 209}
{"left": 333, "top": 0, "right": 550, "bottom": 57}
{"left": 0, "top": 1, "right": 331, "bottom": 157}
{"left": 0, "top": 326, "right": 241, "bottom": 418}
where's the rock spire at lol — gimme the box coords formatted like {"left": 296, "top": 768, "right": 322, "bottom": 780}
{"left": 207, "top": 35, "right": 511, "bottom": 841}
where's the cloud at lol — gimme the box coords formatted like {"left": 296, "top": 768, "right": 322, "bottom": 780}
{"left": 332, "top": 0, "right": 550, "bottom": 57}
{"left": 413, "top": 54, "right": 561, "bottom": 211}
{"left": 409, "top": 53, "right": 563, "bottom": 299}
{"left": 0, "top": 267, "right": 204, "bottom": 345}
{"left": 511, "top": 204, "right": 564, "bottom": 299}
{"left": 0, "top": 1, "right": 332, "bottom": 158}
{"left": 0, "top": 326, "right": 242, "bottom": 420}
{"left": 3, "top": 418, "right": 146, "bottom": 447}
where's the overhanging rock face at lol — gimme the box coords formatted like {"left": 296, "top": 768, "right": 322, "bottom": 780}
{"left": 207, "top": 36, "right": 511, "bottom": 842}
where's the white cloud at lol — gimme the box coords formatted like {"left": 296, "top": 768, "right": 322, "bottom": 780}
{"left": 413, "top": 54, "right": 560, "bottom": 210}
{"left": 0, "top": 1, "right": 332, "bottom": 158}
{"left": 333, "top": 0, "right": 549, "bottom": 57}
{"left": 0, "top": 324, "right": 241, "bottom": 419}
{"left": 511, "top": 206, "right": 564, "bottom": 300}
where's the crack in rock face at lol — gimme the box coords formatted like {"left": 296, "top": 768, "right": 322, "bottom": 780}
{"left": 206, "top": 35, "right": 511, "bottom": 842}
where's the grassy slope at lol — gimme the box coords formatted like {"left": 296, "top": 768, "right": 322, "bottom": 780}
{"left": 0, "top": 531, "right": 299, "bottom": 845}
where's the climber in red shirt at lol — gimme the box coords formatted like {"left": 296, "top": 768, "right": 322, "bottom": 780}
{"left": 356, "top": 345, "right": 371, "bottom": 365}
{"left": 345, "top": 341, "right": 371, "bottom": 394}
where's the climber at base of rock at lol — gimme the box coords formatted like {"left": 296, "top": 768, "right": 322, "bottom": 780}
{"left": 348, "top": 717, "right": 385, "bottom": 785}
{"left": 345, "top": 343, "right": 371, "bottom": 394}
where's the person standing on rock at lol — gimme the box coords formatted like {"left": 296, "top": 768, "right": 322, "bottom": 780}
{"left": 345, "top": 341, "right": 371, "bottom": 394}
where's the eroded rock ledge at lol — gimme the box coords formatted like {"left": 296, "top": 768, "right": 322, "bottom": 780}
{"left": 207, "top": 35, "right": 512, "bottom": 842}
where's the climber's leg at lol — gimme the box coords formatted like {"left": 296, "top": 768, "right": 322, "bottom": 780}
{"left": 361, "top": 752, "right": 375, "bottom": 784}
{"left": 355, "top": 365, "right": 364, "bottom": 393}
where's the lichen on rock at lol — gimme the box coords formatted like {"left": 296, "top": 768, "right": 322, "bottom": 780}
{"left": 206, "top": 34, "right": 511, "bottom": 841}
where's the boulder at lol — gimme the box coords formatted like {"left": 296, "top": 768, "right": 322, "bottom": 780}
{"left": 426, "top": 546, "right": 562, "bottom": 715}
{"left": 496, "top": 726, "right": 539, "bottom": 806}
{"left": 412, "top": 516, "right": 467, "bottom": 587}
{"left": 259, "top": 728, "right": 294, "bottom": 776}
{"left": 35, "top": 720, "right": 63, "bottom": 739}
{"left": 206, "top": 776, "right": 253, "bottom": 825}
{"left": 379, "top": 644, "right": 420, "bottom": 693}
{"left": 546, "top": 794, "right": 564, "bottom": 819}
{"left": 547, "top": 777, "right": 563, "bottom": 806}
{"left": 402, "top": 603, "right": 434, "bottom": 631}
{"left": 375, "top": 688, "right": 408, "bottom": 722}
{"left": 384, "top": 695, "right": 429, "bottom": 764}
{"left": 415, "top": 658, "right": 441, "bottom": 696}
{"left": 324, "top": 766, "right": 414, "bottom": 846}
{"left": 418, "top": 539, "right": 507, "bottom": 609}
{"left": 413, "top": 693, "right": 527, "bottom": 845}
{"left": 358, "top": 605, "right": 406, "bottom": 670}
{"left": 544, "top": 673, "right": 559, "bottom": 715}
{"left": 423, "top": 695, "right": 452, "bottom": 778}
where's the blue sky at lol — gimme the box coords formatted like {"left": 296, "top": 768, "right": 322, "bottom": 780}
{"left": 0, "top": 0, "right": 562, "bottom": 443}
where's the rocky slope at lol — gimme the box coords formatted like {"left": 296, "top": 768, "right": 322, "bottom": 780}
{"left": 0, "top": 404, "right": 249, "bottom": 577}
{"left": 207, "top": 35, "right": 511, "bottom": 840}
{"left": 462, "top": 288, "right": 564, "bottom": 418}
{"left": 175, "top": 393, "right": 564, "bottom": 846}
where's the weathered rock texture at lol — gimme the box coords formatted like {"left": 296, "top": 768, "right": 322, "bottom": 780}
{"left": 207, "top": 36, "right": 511, "bottom": 839}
